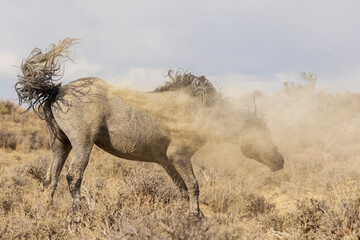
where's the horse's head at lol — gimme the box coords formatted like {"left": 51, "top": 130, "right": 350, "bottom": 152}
{"left": 239, "top": 117, "right": 284, "bottom": 171}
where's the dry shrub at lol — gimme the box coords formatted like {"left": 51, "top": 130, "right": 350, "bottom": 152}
{"left": 295, "top": 198, "right": 327, "bottom": 236}
{"left": 27, "top": 157, "right": 48, "bottom": 183}
{"left": 10, "top": 219, "right": 67, "bottom": 240}
{"left": 0, "top": 101, "right": 49, "bottom": 151}
{"left": 0, "top": 129, "right": 18, "bottom": 149}
{"left": 11, "top": 174, "right": 27, "bottom": 187}
{"left": 319, "top": 197, "right": 360, "bottom": 238}
{"left": 108, "top": 209, "right": 242, "bottom": 240}
{"left": 0, "top": 194, "right": 15, "bottom": 214}
{"left": 244, "top": 193, "right": 275, "bottom": 217}
{"left": 127, "top": 169, "right": 181, "bottom": 205}
{"left": 0, "top": 100, "right": 17, "bottom": 115}
{"left": 28, "top": 130, "right": 49, "bottom": 150}
{"left": 0, "top": 187, "right": 23, "bottom": 216}
{"left": 0, "top": 128, "right": 48, "bottom": 150}
{"left": 259, "top": 197, "right": 360, "bottom": 239}
{"left": 290, "top": 197, "right": 360, "bottom": 239}
{"left": 256, "top": 210, "right": 287, "bottom": 233}
{"left": 200, "top": 177, "right": 241, "bottom": 214}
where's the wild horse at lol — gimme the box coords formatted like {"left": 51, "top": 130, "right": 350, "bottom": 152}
{"left": 16, "top": 38, "right": 284, "bottom": 219}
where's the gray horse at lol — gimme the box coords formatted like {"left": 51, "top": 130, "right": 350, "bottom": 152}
{"left": 16, "top": 38, "right": 284, "bottom": 219}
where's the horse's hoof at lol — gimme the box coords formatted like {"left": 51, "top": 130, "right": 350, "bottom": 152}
{"left": 67, "top": 211, "right": 83, "bottom": 224}
{"left": 189, "top": 210, "right": 204, "bottom": 222}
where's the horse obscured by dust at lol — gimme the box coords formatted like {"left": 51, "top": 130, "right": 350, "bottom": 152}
{"left": 15, "top": 38, "right": 284, "bottom": 219}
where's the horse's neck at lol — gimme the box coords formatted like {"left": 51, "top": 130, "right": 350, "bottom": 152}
{"left": 115, "top": 88, "right": 193, "bottom": 109}
{"left": 114, "top": 87, "right": 202, "bottom": 129}
{"left": 113, "top": 88, "right": 246, "bottom": 144}
{"left": 195, "top": 103, "right": 249, "bottom": 144}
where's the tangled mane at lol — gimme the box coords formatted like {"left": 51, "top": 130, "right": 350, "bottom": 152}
{"left": 154, "top": 69, "right": 220, "bottom": 106}
{"left": 15, "top": 38, "right": 79, "bottom": 118}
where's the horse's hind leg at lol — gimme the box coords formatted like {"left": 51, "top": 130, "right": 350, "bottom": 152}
{"left": 43, "top": 133, "right": 71, "bottom": 200}
{"left": 66, "top": 142, "right": 93, "bottom": 214}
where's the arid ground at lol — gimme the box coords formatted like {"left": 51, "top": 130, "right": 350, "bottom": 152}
{"left": 1, "top": 79, "right": 360, "bottom": 239}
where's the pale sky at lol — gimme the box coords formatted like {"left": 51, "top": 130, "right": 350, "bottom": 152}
{"left": 1, "top": 0, "right": 359, "bottom": 100}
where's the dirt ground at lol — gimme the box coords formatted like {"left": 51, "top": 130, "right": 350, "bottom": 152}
{"left": 1, "top": 83, "right": 360, "bottom": 239}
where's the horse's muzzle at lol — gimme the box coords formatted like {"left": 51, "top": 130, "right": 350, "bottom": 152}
{"left": 269, "top": 151, "right": 284, "bottom": 171}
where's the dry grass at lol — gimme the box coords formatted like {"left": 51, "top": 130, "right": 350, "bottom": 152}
{"left": 1, "top": 85, "right": 360, "bottom": 239}
{"left": 0, "top": 100, "right": 49, "bottom": 151}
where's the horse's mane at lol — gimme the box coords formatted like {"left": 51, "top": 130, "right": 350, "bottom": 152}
{"left": 154, "top": 70, "right": 220, "bottom": 106}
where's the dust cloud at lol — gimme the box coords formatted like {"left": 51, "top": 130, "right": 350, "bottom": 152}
{"left": 192, "top": 81, "right": 360, "bottom": 175}
{"left": 114, "top": 72, "right": 360, "bottom": 175}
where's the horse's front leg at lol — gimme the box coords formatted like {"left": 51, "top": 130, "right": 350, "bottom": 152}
{"left": 66, "top": 142, "right": 93, "bottom": 220}
{"left": 167, "top": 144, "right": 202, "bottom": 219}
{"left": 159, "top": 160, "right": 188, "bottom": 195}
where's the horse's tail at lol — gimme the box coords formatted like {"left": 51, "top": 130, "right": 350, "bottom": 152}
{"left": 15, "top": 38, "right": 79, "bottom": 119}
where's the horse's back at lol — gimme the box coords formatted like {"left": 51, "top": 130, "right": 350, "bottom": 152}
{"left": 51, "top": 77, "right": 169, "bottom": 161}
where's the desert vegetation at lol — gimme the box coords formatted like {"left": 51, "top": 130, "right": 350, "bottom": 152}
{"left": 1, "top": 76, "right": 360, "bottom": 239}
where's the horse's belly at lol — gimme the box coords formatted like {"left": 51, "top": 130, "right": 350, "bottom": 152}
{"left": 95, "top": 104, "right": 169, "bottom": 162}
